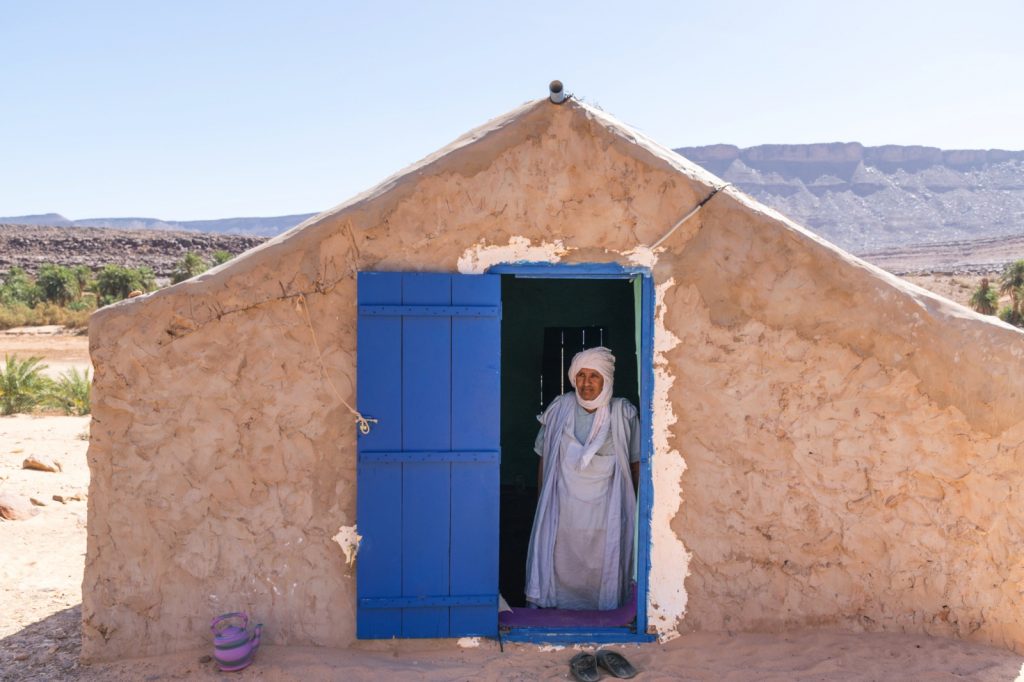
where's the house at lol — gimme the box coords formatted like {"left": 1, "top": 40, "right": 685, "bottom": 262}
{"left": 83, "top": 90, "right": 1024, "bottom": 661}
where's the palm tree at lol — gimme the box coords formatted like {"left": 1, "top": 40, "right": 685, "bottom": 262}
{"left": 999, "top": 260, "right": 1024, "bottom": 314}
{"left": 44, "top": 367, "right": 91, "bottom": 415}
{"left": 36, "top": 264, "right": 80, "bottom": 306}
{"left": 171, "top": 252, "right": 210, "bottom": 284}
{"left": 0, "top": 355, "right": 50, "bottom": 415}
{"left": 96, "top": 265, "right": 156, "bottom": 304}
{"left": 71, "top": 265, "right": 94, "bottom": 295}
{"left": 969, "top": 278, "right": 998, "bottom": 315}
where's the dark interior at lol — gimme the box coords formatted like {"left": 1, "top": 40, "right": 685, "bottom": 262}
{"left": 499, "top": 276, "right": 638, "bottom": 607}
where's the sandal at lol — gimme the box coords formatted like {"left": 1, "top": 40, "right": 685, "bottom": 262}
{"left": 569, "top": 652, "right": 601, "bottom": 682}
{"left": 595, "top": 649, "right": 638, "bottom": 678}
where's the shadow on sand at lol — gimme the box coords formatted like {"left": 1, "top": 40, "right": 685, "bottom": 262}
{"left": 0, "top": 604, "right": 81, "bottom": 681}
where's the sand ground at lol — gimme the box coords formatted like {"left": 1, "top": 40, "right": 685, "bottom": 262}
{"left": 0, "top": 326, "right": 91, "bottom": 379}
{"left": 3, "top": 327, "right": 1024, "bottom": 681}
{"left": 902, "top": 273, "right": 996, "bottom": 310}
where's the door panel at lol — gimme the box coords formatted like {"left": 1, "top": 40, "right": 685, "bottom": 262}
{"left": 356, "top": 272, "right": 501, "bottom": 639}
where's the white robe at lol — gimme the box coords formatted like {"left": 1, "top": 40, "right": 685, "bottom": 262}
{"left": 524, "top": 394, "right": 638, "bottom": 610}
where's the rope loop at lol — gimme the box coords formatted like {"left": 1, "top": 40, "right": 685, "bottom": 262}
{"left": 295, "top": 293, "right": 378, "bottom": 435}
{"left": 357, "top": 415, "right": 378, "bottom": 435}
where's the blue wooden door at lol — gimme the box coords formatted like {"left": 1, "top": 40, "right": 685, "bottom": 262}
{"left": 356, "top": 272, "right": 501, "bottom": 638}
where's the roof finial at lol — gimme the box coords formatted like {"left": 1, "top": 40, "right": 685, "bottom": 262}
{"left": 549, "top": 80, "right": 566, "bottom": 104}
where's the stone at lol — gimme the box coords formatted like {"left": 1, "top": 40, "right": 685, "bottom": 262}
{"left": 22, "top": 455, "right": 62, "bottom": 473}
{"left": 29, "top": 497, "right": 47, "bottom": 506}
{"left": 0, "top": 492, "right": 39, "bottom": 520}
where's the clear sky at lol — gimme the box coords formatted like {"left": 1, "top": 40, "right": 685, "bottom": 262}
{"left": 2, "top": 1, "right": 1022, "bottom": 221}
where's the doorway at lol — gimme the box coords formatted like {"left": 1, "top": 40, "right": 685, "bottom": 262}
{"left": 499, "top": 276, "right": 639, "bottom": 604}
{"left": 491, "top": 265, "right": 654, "bottom": 642}
{"left": 353, "top": 267, "right": 654, "bottom": 643}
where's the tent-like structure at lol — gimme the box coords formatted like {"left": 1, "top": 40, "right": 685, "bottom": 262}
{"left": 84, "top": 92, "right": 1024, "bottom": 661}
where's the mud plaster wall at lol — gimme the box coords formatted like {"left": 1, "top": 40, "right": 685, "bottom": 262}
{"left": 84, "top": 100, "right": 1024, "bottom": 661}
{"left": 668, "top": 197, "right": 1024, "bottom": 652}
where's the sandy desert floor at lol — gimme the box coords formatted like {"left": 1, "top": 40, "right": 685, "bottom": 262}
{"left": 4, "top": 328, "right": 1024, "bottom": 681}
{"left": 902, "top": 273, "right": 994, "bottom": 309}
{"left": 0, "top": 326, "right": 91, "bottom": 379}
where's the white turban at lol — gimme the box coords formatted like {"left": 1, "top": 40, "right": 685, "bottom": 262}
{"left": 568, "top": 346, "right": 615, "bottom": 411}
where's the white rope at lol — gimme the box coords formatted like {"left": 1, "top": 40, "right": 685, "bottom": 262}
{"left": 296, "top": 293, "right": 378, "bottom": 434}
{"left": 647, "top": 183, "right": 731, "bottom": 250}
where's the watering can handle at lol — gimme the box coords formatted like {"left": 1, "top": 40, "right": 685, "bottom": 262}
{"left": 210, "top": 611, "right": 248, "bottom": 634}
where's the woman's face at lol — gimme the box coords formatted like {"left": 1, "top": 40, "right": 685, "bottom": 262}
{"left": 575, "top": 368, "right": 604, "bottom": 401}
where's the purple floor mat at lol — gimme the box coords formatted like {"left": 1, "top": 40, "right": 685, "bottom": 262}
{"left": 498, "top": 585, "right": 636, "bottom": 628}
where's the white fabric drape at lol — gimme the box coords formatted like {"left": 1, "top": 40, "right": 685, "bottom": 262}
{"left": 524, "top": 394, "right": 637, "bottom": 610}
{"left": 566, "top": 346, "right": 615, "bottom": 469}
{"left": 568, "top": 346, "right": 614, "bottom": 411}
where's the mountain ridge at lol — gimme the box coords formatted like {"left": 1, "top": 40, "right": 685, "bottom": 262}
{"left": 6, "top": 142, "right": 1024, "bottom": 250}
{"left": 674, "top": 143, "right": 1024, "bottom": 252}
{"left": 0, "top": 212, "right": 317, "bottom": 237}
{"left": 677, "top": 142, "right": 1024, "bottom": 172}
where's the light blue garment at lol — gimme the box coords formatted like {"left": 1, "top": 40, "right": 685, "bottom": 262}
{"left": 525, "top": 393, "right": 639, "bottom": 610}
{"left": 534, "top": 402, "right": 640, "bottom": 463}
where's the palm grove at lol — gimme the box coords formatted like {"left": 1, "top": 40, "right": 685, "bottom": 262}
{"left": 970, "top": 260, "right": 1024, "bottom": 326}
{"left": 1, "top": 252, "right": 1021, "bottom": 417}
{"left": 0, "top": 250, "right": 233, "bottom": 416}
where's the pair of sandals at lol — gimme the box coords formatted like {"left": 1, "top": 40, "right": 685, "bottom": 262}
{"left": 570, "top": 649, "right": 638, "bottom": 681}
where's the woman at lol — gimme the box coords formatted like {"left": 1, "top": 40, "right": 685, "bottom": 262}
{"left": 524, "top": 346, "right": 640, "bottom": 610}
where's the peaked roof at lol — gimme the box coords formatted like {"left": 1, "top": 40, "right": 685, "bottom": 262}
{"left": 185, "top": 98, "right": 937, "bottom": 293}
{"left": 117, "top": 95, "right": 1020, "bottom": 332}
{"left": 91, "top": 94, "right": 1024, "bottom": 435}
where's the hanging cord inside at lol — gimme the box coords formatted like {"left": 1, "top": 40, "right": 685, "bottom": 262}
{"left": 647, "top": 183, "right": 731, "bottom": 250}
{"left": 296, "top": 293, "right": 378, "bottom": 434}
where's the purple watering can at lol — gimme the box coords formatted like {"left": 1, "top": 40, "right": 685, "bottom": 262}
{"left": 210, "top": 612, "right": 263, "bottom": 672}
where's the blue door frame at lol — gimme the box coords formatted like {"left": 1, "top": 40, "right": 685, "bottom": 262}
{"left": 489, "top": 262, "right": 657, "bottom": 644}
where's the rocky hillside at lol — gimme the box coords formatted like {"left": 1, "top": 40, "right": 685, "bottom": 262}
{"left": 675, "top": 143, "right": 1024, "bottom": 253}
{"left": 0, "top": 224, "right": 267, "bottom": 279}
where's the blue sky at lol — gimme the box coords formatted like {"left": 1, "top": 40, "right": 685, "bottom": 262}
{"left": 2, "top": 1, "right": 1022, "bottom": 220}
